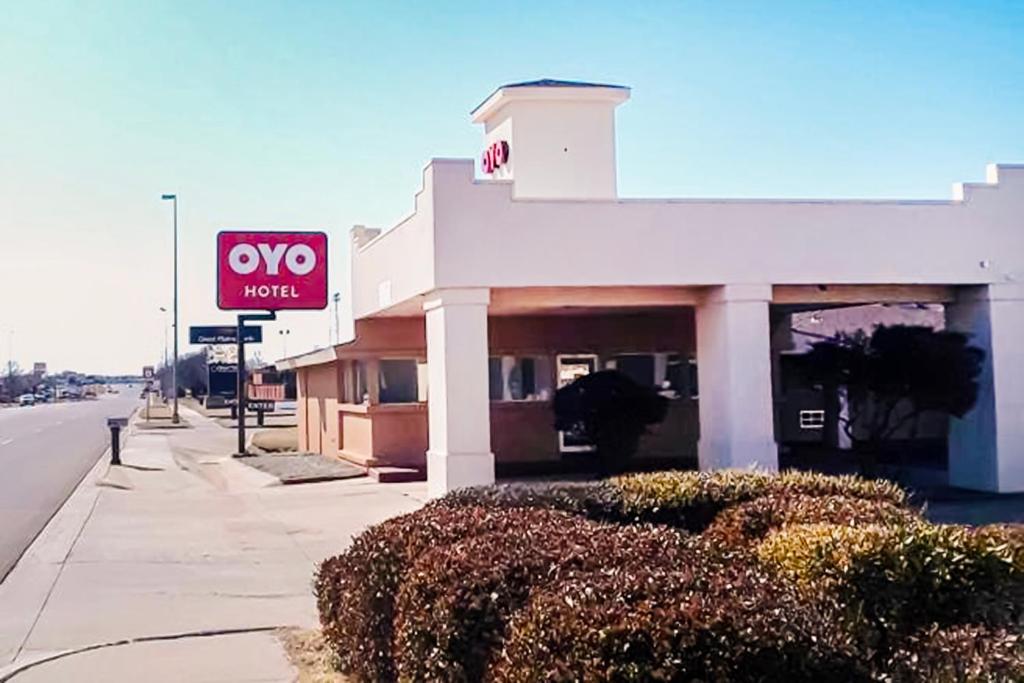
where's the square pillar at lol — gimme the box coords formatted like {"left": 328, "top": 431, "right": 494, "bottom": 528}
{"left": 696, "top": 284, "right": 778, "bottom": 471}
{"left": 947, "top": 284, "right": 1024, "bottom": 492}
{"left": 424, "top": 288, "right": 494, "bottom": 497}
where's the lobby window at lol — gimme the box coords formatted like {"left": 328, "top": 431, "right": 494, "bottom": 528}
{"left": 799, "top": 409, "right": 825, "bottom": 430}
{"left": 379, "top": 359, "right": 419, "bottom": 404}
{"left": 613, "top": 354, "right": 655, "bottom": 387}
{"left": 342, "top": 360, "right": 368, "bottom": 404}
{"left": 610, "top": 353, "right": 697, "bottom": 399}
{"left": 489, "top": 356, "right": 551, "bottom": 401}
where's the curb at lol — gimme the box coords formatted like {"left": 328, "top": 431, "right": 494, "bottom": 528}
{"left": 0, "top": 406, "right": 136, "bottom": 585}
{"left": 0, "top": 406, "right": 139, "bottom": 666}
{"left": 0, "top": 626, "right": 284, "bottom": 681}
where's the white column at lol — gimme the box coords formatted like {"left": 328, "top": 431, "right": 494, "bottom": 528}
{"left": 696, "top": 284, "right": 778, "bottom": 471}
{"left": 424, "top": 288, "right": 494, "bottom": 497}
{"left": 947, "top": 284, "right": 1024, "bottom": 492}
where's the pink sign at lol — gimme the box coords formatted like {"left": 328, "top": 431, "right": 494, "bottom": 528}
{"left": 481, "top": 140, "right": 510, "bottom": 174}
{"left": 217, "top": 231, "right": 328, "bottom": 310}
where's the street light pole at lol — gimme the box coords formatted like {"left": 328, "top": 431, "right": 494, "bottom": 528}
{"left": 332, "top": 292, "right": 340, "bottom": 345}
{"left": 161, "top": 194, "right": 180, "bottom": 424}
{"left": 159, "top": 307, "right": 169, "bottom": 368}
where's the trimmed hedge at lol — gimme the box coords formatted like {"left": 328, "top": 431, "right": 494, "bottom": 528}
{"left": 884, "top": 625, "right": 1024, "bottom": 682}
{"left": 392, "top": 519, "right": 689, "bottom": 681}
{"left": 442, "top": 469, "right": 909, "bottom": 533}
{"left": 758, "top": 522, "right": 1024, "bottom": 639}
{"left": 316, "top": 472, "right": 1021, "bottom": 681}
{"left": 612, "top": 469, "right": 909, "bottom": 531}
{"left": 490, "top": 559, "right": 870, "bottom": 682}
{"left": 436, "top": 480, "right": 622, "bottom": 520}
{"left": 314, "top": 505, "right": 588, "bottom": 682}
{"left": 702, "top": 493, "right": 921, "bottom": 548}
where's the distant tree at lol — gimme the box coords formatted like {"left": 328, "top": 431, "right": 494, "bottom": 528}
{"left": 797, "top": 325, "right": 984, "bottom": 475}
{"left": 156, "top": 350, "right": 208, "bottom": 398}
{"left": 553, "top": 370, "right": 668, "bottom": 477}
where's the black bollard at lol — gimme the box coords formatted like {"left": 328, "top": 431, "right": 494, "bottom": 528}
{"left": 110, "top": 426, "right": 121, "bottom": 465}
{"left": 107, "top": 417, "right": 128, "bottom": 466}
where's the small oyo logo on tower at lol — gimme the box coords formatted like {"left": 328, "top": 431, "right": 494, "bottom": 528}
{"left": 217, "top": 231, "right": 328, "bottom": 310}
{"left": 481, "top": 140, "right": 510, "bottom": 174}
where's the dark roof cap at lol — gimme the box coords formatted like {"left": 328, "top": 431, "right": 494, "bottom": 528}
{"left": 500, "top": 78, "right": 628, "bottom": 90}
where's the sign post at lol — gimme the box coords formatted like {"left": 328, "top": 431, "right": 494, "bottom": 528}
{"left": 217, "top": 230, "right": 328, "bottom": 456}
{"left": 235, "top": 311, "right": 276, "bottom": 454}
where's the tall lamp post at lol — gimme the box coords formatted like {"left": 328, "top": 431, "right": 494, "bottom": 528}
{"left": 160, "top": 194, "right": 180, "bottom": 424}
{"left": 332, "top": 292, "right": 340, "bottom": 345}
{"left": 158, "top": 307, "right": 169, "bottom": 367}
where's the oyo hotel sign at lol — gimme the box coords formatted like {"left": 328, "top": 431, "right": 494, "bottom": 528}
{"left": 481, "top": 140, "right": 509, "bottom": 174}
{"left": 217, "top": 231, "right": 328, "bottom": 310}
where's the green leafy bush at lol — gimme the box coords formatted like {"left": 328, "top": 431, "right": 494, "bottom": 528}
{"left": 490, "top": 558, "right": 871, "bottom": 682}
{"left": 392, "top": 518, "right": 689, "bottom": 682}
{"left": 703, "top": 493, "right": 920, "bottom": 548}
{"left": 612, "top": 469, "right": 908, "bottom": 531}
{"left": 758, "top": 522, "right": 1024, "bottom": 641}
{"left": 314, "top": 505, "right": 586, "bottom": 682}
{"left": 883, "top": 625, "right": 1024, "bottom": 682}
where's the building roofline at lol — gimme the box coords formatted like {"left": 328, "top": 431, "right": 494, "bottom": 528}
{"left": 470, "top": 78, "right": 630, "bottom": 121}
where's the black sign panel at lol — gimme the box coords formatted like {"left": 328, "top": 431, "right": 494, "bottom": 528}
{"left": 208, "top": 362, "right": 238, "bottom": 398}
{"left": 248, "top": 401, "right": 275, "bottom": 412}
{"left": 190, "top": 326, "right": 262, "bottom": 345}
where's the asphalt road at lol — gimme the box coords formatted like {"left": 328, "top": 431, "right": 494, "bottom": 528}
{"left": 0, "top": 390, "right": 141, "bottom": 582}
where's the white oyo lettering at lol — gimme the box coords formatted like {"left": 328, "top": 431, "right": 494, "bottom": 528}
{"left": 257, "top": 243, "right": 288, "bottom": 275}
{"left": 228, "top": 244, "right": 259, "bottom": 274}
{"left": 227, "top": 242, "right": 318, "bottom": 276}
{"left": 285, "top": 244, "right": 315, "bottom": 275}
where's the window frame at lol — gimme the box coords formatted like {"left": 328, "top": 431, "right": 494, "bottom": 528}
{"left": 799, "top": 409, "right": 826, "bottom": 430}
{"left": 377, "top": 357, "right": 423, "bottom": 405}
{"left": 488, "top": 355, "right": 550, "bottom": 403}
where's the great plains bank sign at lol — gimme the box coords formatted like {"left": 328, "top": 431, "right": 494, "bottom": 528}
{"left": 217, "top": 231, "right": 328, "bottom": 310}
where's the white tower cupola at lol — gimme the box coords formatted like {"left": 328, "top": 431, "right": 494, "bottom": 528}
{"left": 471, "top": 79, "right": 630, "bottom": 200}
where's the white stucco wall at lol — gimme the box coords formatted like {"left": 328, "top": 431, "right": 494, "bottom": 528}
{"left": 481, "top": 100, "right": 620, "bottom": 199}
{"left": 426, "top": 160, "right": 1024, "bottom": 293}
{"left": 473, "top": 83, "right": 627, "bottom": 200}
{"left": 350, "top": 163, "right": 438, "bottom": 319}
{"left": 352, "top": 159, "right": 1023, "bottom": 317}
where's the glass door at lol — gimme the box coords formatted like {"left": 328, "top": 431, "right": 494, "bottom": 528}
{"left": 556, "top": 354, "right": 599, "bottom": 452}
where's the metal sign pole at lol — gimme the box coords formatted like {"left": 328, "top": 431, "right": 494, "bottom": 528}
{"left": 236, "top": 315, "right": 246, "bottom": 455}
{"left": 235, "top": 311, "right": 276, "bottom": 456}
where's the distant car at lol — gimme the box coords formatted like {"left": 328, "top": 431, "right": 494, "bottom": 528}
{"left": 18, "top": 394, "right": 35, "bottom": 406}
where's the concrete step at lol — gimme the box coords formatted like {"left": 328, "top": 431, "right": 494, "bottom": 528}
{"left": 369, "top": 466, "right": 425, "bottom": 483}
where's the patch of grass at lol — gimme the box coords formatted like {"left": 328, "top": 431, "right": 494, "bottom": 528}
{"left": 277, "top": 628, "right": 352, "bottom": 683}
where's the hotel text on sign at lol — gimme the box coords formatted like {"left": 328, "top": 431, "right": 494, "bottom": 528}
{"left": 217, "top": 231, "right": 328, "bottom": 310}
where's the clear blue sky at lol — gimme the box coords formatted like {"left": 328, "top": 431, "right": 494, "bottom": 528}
{"left": 1, "top": 1, "right": 1022, "bottom": 374}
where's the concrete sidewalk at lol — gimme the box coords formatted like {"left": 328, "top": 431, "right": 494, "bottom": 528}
{"left": 0, "top": 406, "right": 426, "bottom": 682}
